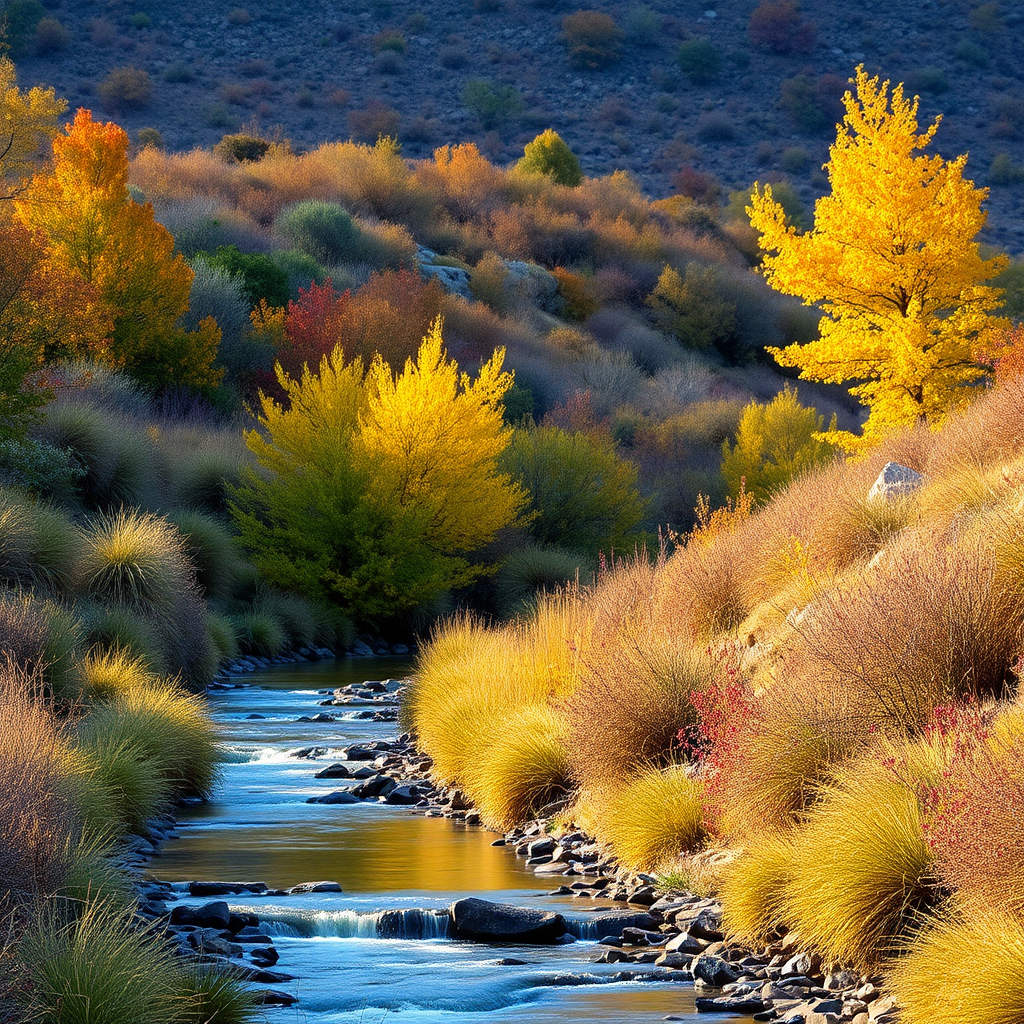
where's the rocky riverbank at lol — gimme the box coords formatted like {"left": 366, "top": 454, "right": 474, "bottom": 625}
{"left": 123, "top": 665, "right": 902, "bottom": 1022}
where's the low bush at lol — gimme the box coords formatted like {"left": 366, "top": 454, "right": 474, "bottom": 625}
{"left": 647, "top": 264, "right": 739, "bottom": 360}
{"left": 213, "top": 133, "right": 271, "bottom": 163}
{"left": 275, "top": 200, "right": 363, "bottom": 265}
{"left": 676, "top": 39, "right": 721, "bottom": 84}
{"left": 493, "top": 544, "right": 584, "bottom": 617}
{"left": 748, "top": 0, "right": 816, "bottom": 53}
{"left": 0, "top": 591, "right": 82, "bottom": 702}
{"left": 600, "top": 765, "right": 705, "bottom": 871}
{"left": 462, "top": 79, "right": 524, "bottom": 130}
{"left": 231, "top": 609, "right": 286, "bottom": 656}
{"left": 97, "top": 66, "right": 153, "bottom": 111}
{"left": 561, "top": 10, "right": 623, "bottom": 69}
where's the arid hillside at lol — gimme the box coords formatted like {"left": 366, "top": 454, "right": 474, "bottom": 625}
{"left": 11, "top": 0, "right": 1024, "bottom": 253}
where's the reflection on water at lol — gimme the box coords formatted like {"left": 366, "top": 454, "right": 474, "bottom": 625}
{"left": 153, "top": 659, "right": 751, "bottom": 1024}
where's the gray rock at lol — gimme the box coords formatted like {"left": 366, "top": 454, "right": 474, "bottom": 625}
{"left": 308, "top": 790, "right": 360, "bottom": 805}
{"left": 288, "top": 880, "right": 343, "bottom": 894}
{"left": 867, "top": 461, "right": 924, "bottom": 502}
{"left": 504, "top": 260, "right": 561, "bottom": 313}
{"left": 695, "top": 994, "right": 767, "bottom": 1014}
{"left": 250, "top": 946, "right": 279, "bottom": 966}
{"left": 341, "top": 745, "right": 376, "bottom": 761}
{"left": 384, "top": 784, "right": 423, "bottom": 805}
{"left": 449, "top": 897, "right": 567, "bottom": 943}
{"left": 314, "top": 763, "right": 352, "bottom": 779}
{"left": 188, "top": 881, "right": 268, "bottom": 897}
{"left": 692, "top": 953, "right": 739, "bottom": 988}
{"left": 252, "top": 989, "right": 297, "bottom": 1005}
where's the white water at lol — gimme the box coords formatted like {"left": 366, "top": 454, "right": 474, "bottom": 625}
{"left": 153, "top": 660, "right": 738, "bottom": 1022}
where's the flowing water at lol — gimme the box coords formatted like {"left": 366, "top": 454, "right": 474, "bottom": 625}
{"left": 154, "top": 659, "right": 745, "bottom": 1023}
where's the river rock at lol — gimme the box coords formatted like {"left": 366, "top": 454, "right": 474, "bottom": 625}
{"left": 696, "top": 994, "right": 767, "bottom": 1014}
{"left": 250, "top": 946, "right": 280, "bottom": 966}
{"left": 351, "top": 776, "right": 397, "bottom": 799}
{"left": 384, "top": 783, "right": 423, "bottom": 805}
{"left": 288, "top": 880, "right": 343, "bottom": 894}
{"left": 190, "top": 901, "right": 231, "bottom": 929}
{"left": 291, "top": 747, "right": 328, "bottom": 760}
{"left": 314, "top": 763, "right": 351, "bottom": 779}
{"left": 188, "top": 881, "right": 269, "bottom": 897}
{"left": 341, "top": 745, "right": 376, "bottom": 761}
{"left": 583, "top": 911, "right": 659, "bottom": 937}
{"left": 252, "top": 989, "right": 297, "bottom": 1005}
{"left": 449, "top": 898, "right": 568, "bottom": 943}
{"left": 692, "top": 952, "right": 739, "bottom": 988}
{"left": 308, "top": 790, "right": 360, "bottom": 805}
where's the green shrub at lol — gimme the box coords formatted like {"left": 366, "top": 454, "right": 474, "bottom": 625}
{"left": 195, "top": 244, "right": 290, "bottom": 309}
{"left": 623, "top": 6, "right": 660, "bottom": 45}
{"left": 676, "top": 39, "right": 721, "bottom": 84}
{"left": 462, "top": 79, "right": 524, "bottom": 129}
{"left": 97, "top": 66, "right": 152, "bottom": 111}
{"left": 20, "top": 902, "right": 182, "bottom": 1024}
{"left": 2, "top": 0, "right": 45, "bottom": 55}
{"left": 231, "top": 610, "right": 286, "bottom": 656}
{"left": 500, "top": 424, "right": 647, "bottom": 555}
{"left": 780, "top": 146, "right": 810, "bottom": 173}
{"left": 213, "top": 132, "right": 271, "bottom": 163}
{"left": 561, "top": 10, "right": 623, "bottom": 69}
{"left": 34, "top": 15, "right": 69, "bottom": 54}
{"left": 955, "top": 37, "right": 988, "bottom": 66}
{"left": 494, "top": 544, "right": 584, "bottom": 615}
{"left": 908, "top": 65, "right": 949, "bottom": 94}
{"left": 168, "top": 510, "right": 241, "bottom": 600}
{"left": 515, "top": 129, "right": 583, "bottom": 187}
{"left": 990, "top": 153, "right": 1024, "bottom": 186}
{"left": 77, "top": 682, "right": 220, "bottom": 802}
{"left": 0, "top": 436, "right": 84, "bottom": 498}
{"left": 206, "top": 612, "right": 240, "bottom": 663}
{"left": 721, "top": 386, "right": 835, "bottom": 501}
{"left": 275, "top": 200, "right": 363, "bottom": 264}
{"left": 163, "top": 63, "right": 195, "bottom": 83}
{"left": 647, "top": 264, "right": 740, "bottom": 360}
{"left": 136, "top": 127, "right": 164, "bottom": 150}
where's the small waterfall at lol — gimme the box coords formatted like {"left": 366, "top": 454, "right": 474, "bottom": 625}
{"left": 251, "top": 907, "right": 451, "bottom": 940}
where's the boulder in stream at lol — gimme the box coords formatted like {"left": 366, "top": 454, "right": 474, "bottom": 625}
{"left": 449, "top": 897, "right": 567, "bottom": 943}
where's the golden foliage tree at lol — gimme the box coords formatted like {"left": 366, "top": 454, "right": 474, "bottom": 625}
{"left": 0, "top": 56, "right": 67, "bottom": 199}
{"left": 15, "top": 109, "right": 222, "bottom": 392}
{"left": 749, "top": 67, "right": 1008, "bottom": 452}
{"left": 231, "top": 319, "right": 526, "bottom": 622}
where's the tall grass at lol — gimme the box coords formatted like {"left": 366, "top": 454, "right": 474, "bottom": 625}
{"left": 778, "top": 745, "right": 939, "bottom": 969}
{"left": 0, "top": 590, "right": 83, "bottom": 702}
{"left": 76, "top": 682, "right": 220, "bottom": 803}
{"left": 77, "top": 511, "right": 192, "bottom": 613}
{"left": 890, "top": 909, "right": 1024, "bottom": 1024}
{"left": 597, "top": 765, "right": 705, "bottom": 872}
{"left": 718, "top": 831, "right": 797, "bottom": 945}
{"left": 77, "top": 649, "right": 158, "bottom": 701}
{"left": 19, "top": 901, "right": 183, "bottom": 1024}
{"left": 469, "top": 705, "right": 571, "bottom": 829}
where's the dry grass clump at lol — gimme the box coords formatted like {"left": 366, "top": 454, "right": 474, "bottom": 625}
{"left": 778, "top": 747, "right": 938, "bottom": 969}
{"left": 77, "top": 649, "right": 158, "bottom": 701}
{"left": 0, "top": 590, "right": 82, "bottom": 701}
{"left": 0, "top": 663, "right": 76, "bottom": 908}
{"left": 786, "top": 540, "right": 1023, "bottom": 733}
{"left": 598, "top": 765, "right": 705, "bottom": 872}
{"left": 469, "top": 705, "right": 571, "bottom": 829}
{"left": 718, "top": 831, "right": 796, "bottom": 945}
{"left": 889, "top": 909, "right": 1024, "bottom": 1024}
{"left": 406, "top": 592, "right": 591, "bottom": 789}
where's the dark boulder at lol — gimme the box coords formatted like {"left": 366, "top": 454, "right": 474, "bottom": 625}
{"left": 449, "top": 898, "right": 567, "bottom": 943}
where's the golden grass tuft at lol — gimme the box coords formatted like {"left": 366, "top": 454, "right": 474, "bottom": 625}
{"left": 598, "top": 765, "right": 705, "bottom": 872}
{"left": 778, "top": 747, "right": 938, "bottom": 969}
{"left": 889, "top": 909, "right": 1024, "bottom": 1024}
{"left": 718, "top": 831, "right": 796, "bottom": 945}
{"left": 469, "top": 705, "right": 571, "bottom": 830}
{"left": 77, "top": 648, "right": 158, "bottom": 700}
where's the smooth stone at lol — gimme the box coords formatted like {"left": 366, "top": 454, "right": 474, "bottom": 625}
{"left": 449, "top": 897, "right": 567, "bottom": 943}
{"left": 288, "top": 881, "right": 343, "bottom": 894}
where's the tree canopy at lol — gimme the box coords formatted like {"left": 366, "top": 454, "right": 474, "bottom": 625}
{"left": 749, "top": 67, "right": 1008, "bottom": 451}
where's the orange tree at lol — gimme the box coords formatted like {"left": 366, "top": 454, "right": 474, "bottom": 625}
{"left": 15, "top": 109, "right": 222, "bottom": 394}
{"left": 749, "top": 67, "right": 1008, "bottom": 452}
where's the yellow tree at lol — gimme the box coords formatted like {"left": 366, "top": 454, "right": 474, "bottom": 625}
{"left": 231, "top": 320, "right": 527, "bottom": 622}
{"left": 15, "top": 109, "right": 222, "bottom": 393}
{"left": 749, "top": 66, "right": 1008, "bottom": 451}
{"left": 0, "top": 56, "right": 66, "bottom": 199}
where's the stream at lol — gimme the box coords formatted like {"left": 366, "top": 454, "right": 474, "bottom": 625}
{"left": 153, "top": 659, "right": 736, "bottom": 1023}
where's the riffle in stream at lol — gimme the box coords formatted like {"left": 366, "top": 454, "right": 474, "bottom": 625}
{"left": 153, "top": 659, "right": 743, "bottom": 1022}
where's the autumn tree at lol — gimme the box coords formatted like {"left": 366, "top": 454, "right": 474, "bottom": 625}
{"left": 230, "top": 319, "right": 526, "bottom": 622}
{"left": 720, "top": 386, "right": 835, "bottom": 501}
{"left": 749, "top": 67, "right": 1009, "bottom": 451}
{"left": 15, "top": 109, "right": 222, "bottom": 393}
{"left": 0, "top": 56, "right": 66, "bottom": 199}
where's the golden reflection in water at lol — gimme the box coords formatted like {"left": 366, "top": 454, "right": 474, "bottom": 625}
{"left": 155, "top": 811, "right": 543, "bottom": 892}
